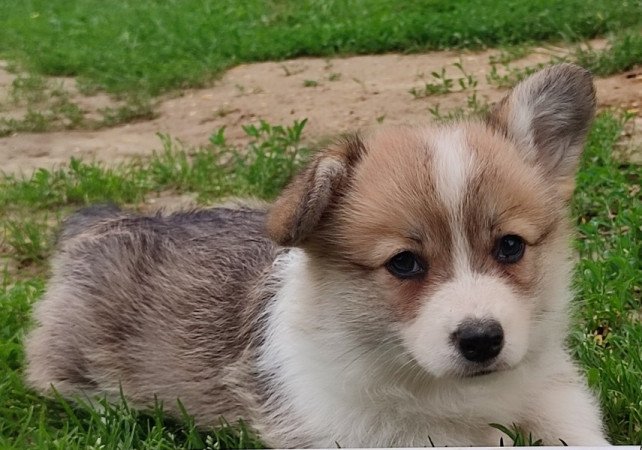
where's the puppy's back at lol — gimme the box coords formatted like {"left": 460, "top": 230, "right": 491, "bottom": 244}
{"left": 25, "top": 205, "right": 277, "bottom": 423}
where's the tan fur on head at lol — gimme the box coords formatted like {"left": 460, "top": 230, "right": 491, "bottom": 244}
{"left": 270, "top": 64, "right": 595, "bottom": 251}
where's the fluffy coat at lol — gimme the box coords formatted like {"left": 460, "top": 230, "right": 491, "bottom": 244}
{"left": 26, "top": 64, "right": 609, "bottom": 447}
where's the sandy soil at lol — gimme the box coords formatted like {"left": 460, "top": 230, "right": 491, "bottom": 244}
{"left": 1, "top": 39, "right": 640, "bottom": 175}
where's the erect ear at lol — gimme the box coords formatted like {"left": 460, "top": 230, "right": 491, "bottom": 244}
{"left": 266, "top": 134, "right": 366, "bottom": 247}
{"left": 488, "top": 63, "right": 596, "bottom": 192}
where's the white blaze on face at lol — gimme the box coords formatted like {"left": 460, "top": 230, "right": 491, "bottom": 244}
{"left": 430, "top": 127, "right": 474, "bottom": 277}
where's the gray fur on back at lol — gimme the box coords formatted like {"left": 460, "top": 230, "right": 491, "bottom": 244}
{"left": 25, "top": 205, "right": 279, "bottom": 425}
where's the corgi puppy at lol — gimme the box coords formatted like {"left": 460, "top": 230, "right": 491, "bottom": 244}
{"left": 25, "top": 64, "right": 609, "bottom": 447}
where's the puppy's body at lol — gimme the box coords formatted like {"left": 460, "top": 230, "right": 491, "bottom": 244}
{"left": 27, "top": 207, "right": 278, "bottom": 425}
{"left": 26, "top": 65, "right": 609, "bottom": 447}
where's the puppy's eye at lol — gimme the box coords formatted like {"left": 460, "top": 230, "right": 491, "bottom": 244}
{"left": 385, "top": 251, "right": 426, "bottom": 279}
{"left": 494, "top": 235, "right": 525, "bottom": 263}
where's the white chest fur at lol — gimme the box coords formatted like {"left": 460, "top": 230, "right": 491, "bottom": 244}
{"left": 256, "top": 250, "right": 543, "bottom": 448}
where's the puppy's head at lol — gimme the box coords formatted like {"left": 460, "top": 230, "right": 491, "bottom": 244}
{"left": 267, "top": 64, "right": 595, "bottom": 379}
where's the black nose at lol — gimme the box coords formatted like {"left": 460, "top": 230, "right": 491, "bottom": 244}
{"left": 453, "top": 319, "right": 504, "bottom": 363}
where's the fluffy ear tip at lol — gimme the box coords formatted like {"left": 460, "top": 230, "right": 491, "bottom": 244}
{"left": 543, "top": 63, "right": 592, "bottom": 81}
{"left": 547, "top": 62, "right": 592, "bottom": 77}
{"left": 487, "top": 63, "right": 598, "bottom": 183}
{"left": 542, "top": 63, "right": 597, "bottom": 104}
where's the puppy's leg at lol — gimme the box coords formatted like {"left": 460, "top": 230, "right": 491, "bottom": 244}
{"left": 523, "top": 368, "right": 609, "bottom": 445}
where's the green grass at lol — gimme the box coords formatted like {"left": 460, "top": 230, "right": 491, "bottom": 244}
{"left": 0, "top": 74, "right": 84, "bottom": 137}
{"left": 0, "top": 119, "right": 307, "bottom": 212}
{"left": 0, "top": 73, "right": 156, "bottom": 136}
{"left": 1, "top": 0, "right": 641, "bottom": 98}
{"left": 1, "top": 2, "right": 640, "bottom": 135}
{"left": 0, "top": 113, "right": 641, "bottom": 447}
{"left": 485, "top": 29, "right": 642, "bottom": 91}
{"left": 571, "top": 113, "right": 642, "bottom": 444}
{"left": 575, "top": 29, "right": 642, "bottom": 75}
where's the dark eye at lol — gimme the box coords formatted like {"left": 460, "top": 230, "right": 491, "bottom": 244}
{"left": 385, "top": 251, "right": 426, "bottom": 279}
{"left": 494, "top": 235, "right": 525, "bottom": 263}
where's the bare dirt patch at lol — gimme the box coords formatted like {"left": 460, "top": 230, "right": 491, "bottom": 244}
{"left": 1, "top": 40, "right": 640, "bottom": 175}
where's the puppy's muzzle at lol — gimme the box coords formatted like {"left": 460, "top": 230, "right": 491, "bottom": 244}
{"left": 452, "top": 319, "right": 504, "bottom": 363}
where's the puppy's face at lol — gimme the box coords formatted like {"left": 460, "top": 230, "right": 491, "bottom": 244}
{"left": 267, "top": 64, "right": 596, "bottom": 379}
{"left": 324, "top": 124, "right": 568, "bottom": 377}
